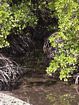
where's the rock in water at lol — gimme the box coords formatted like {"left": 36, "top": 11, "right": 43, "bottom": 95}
{"left": 0, "top": 92, "right": 31, "bottom": 105}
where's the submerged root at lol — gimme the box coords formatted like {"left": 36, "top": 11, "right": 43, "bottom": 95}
{"left": 0, "top": 53, "right": 31, "bottom": 90}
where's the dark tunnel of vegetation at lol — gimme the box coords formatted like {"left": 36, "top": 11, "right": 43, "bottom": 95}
{"left": 0, "top": 0, "right": 79, "bottom": 90}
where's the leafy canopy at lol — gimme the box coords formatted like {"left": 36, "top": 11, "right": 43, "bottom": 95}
{"left": 47, "top": 0, "right": 79, "bottom": 81}
{"left": 0, "top": 0, "right": 37, "bottom": 47}
{"left": 0, "top": 0, "right": 79, "bottom": 81}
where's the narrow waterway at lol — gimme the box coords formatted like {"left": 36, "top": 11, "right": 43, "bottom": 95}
{"left": 3, "top": 49, "right": 79, "bottom": 105}
{"left": 11, "top": 74, "right": 79, "bottom": 105}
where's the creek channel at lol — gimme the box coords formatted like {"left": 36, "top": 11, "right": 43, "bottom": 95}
{"left": 2, "top": 49, "right": 79, "bottom": 105}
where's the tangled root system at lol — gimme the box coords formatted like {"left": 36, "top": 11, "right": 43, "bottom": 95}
{"left": 0, "top": 53, "right": 28, "bottom": 90}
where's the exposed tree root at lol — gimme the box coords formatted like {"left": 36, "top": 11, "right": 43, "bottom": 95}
{"left": 0, "top": 53, "right": 32, "bottom": 90}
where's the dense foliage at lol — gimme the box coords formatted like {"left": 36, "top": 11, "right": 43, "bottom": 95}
{"left": 0, "top": 0, "right": 79, "bottom": 81}
{"left": 47, "top": 0, "right": 79, "bottom": 81}
{"left": 0, "top": 0, "right": 37, "bottom": 47}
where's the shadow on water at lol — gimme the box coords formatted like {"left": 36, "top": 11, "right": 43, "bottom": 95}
{"left": 4, "top": 50, "right": 79, "bottom": 105}
{"left": 10, "top": 72, "right": 79, "bottom": 105}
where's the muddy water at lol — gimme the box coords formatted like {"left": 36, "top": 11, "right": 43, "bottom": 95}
{"left": 7, "top": 50, "right": 79, "bottom": 105}
{"left": 9, "top": 71, "right": 79, "bottom": 105}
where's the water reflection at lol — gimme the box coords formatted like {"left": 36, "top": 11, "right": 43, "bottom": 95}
{"left": 74, "top": 85, "right": 79, "bottom": 95}
{"left": 46, "top": 93, "right": 77, "bottom": 105}
{"left": 11, "top": 76, "right": 79, "bottom": 105}
{"left": 9, "top": 51, "right": 79, "bottom": 105}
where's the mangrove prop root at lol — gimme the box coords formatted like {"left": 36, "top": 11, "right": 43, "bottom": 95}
{"left": 75, "top": 75, "right": 79, "bottom": 85}
{"left": 0, "top": 53, "right": 31, "bottom": 90}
